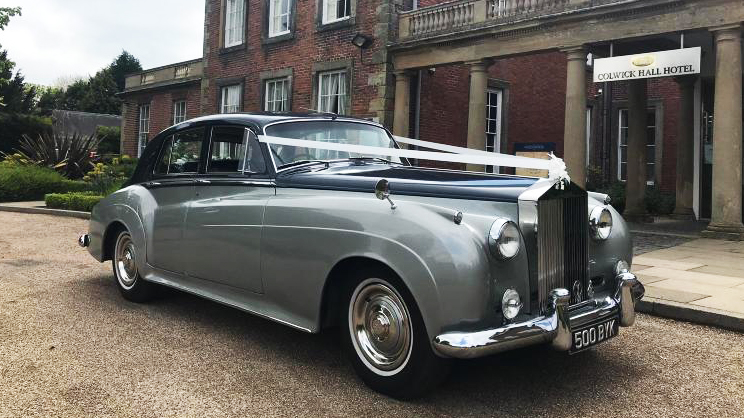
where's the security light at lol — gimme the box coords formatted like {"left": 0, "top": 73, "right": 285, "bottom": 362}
{"left": 351, "top": 33, "right": 373, "bottom": 49}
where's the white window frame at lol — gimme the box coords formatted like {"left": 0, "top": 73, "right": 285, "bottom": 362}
{"left": 317, "top": 70, "right": 347, "bottom": 115}
{"left": 586, "top": 107, "right": 592, "bottom": 166}
{"left": 485, "top": 88, "right": 503, "bottom": 174}
{"left": 264, "top": 78, "right": 289, "bottom": 112}
{"left": 221, "top": 85, "right": 242, "bottom": 114}
{"left": 269, "top": 0, "right": 291, "bottom": 37}
{"left": 224, "top": 0, "right": 246, "bottom": 48}
{"left": 138, "top": 104, "right": 150, "bottom": 158}
{"left": 322, "top": 0, "right": 351, "bottom": 24}
{"left": 173, "top": 100, "right": 187, "bottom": 125}
{"left": 617, "top": 107, "right": 657, "bottom": 185}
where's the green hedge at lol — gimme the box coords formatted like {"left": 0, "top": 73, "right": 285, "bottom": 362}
{"left": 45, "top": 192, "right": 103, "bottom": 212}
{"left": 0, "top": 165, "right": 90, "bottom": 202}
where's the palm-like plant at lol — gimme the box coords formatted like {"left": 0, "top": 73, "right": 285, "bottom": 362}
{"left": 17, "top": 132, "right": 102, "bottom": 179}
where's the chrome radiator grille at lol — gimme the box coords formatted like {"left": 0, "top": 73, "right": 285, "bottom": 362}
{"left": 536, "top": 191, "right": 589, "bottom": 313}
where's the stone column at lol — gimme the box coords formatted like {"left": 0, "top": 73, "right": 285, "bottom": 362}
{"left": 623, "top": 79, "right": 649, "bottom": 220}
{"left": 672, "top": 76, "right": 697, "bottom": 219}
{"left": 703, "top": 26, "right": 744, "bottom": 239}
{"left": 466, "top": 60, "right": 489, "bottom": 172}
{"left": 393, "top": 70, "right": 411, "bottom": 137}
{"left": 562, "top": 47, "right": 588, "bottom": 187}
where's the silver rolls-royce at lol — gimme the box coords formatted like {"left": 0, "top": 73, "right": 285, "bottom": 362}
{"left": 79, "top": 113, "right": 644, "bottom": 399}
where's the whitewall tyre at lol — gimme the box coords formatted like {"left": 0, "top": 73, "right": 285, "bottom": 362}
{"left": 112, "top": 230, "right": 157, "bottom": 302}
{"left": 341, "top": 269, "right": 451, "bottom": 399}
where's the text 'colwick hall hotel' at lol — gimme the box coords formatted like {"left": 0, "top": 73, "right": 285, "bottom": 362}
{"left": 120, "top": 0, "right": 744, "bottom": 239}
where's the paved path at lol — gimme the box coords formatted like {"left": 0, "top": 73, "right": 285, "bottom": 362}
{"left": 1, "top": 211, "right": 743, "bottom": 417}
{"left": 633, "top": 239, "right": 744, "bottom": 327}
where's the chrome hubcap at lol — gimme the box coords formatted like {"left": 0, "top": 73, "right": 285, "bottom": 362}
{"left": 115, "top": 234, "right": 138, "bottom": 289}
{"left": 350, "top": 280, "right": 412, "bottom": 375}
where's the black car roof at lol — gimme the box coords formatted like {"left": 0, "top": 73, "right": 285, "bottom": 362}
{"left": 175, "top": 112, "right": 383, "bottom": 131}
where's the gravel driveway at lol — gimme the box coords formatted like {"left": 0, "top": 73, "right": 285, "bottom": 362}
{"left": 1, "top": 212, "right": 742, "bottom": 417}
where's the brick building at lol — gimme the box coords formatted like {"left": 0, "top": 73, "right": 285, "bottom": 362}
{"left": 120, "top": 0, "right": 744, "bottom": 235}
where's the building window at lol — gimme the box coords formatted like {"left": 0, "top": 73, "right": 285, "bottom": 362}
{"left": 138, "top": 104, "right": 150, "bottom": 157}
{"left": 221, "top": 85, "right": 242, "bottom": 114}
{"left": 618, "top": 108, "right": 656, "bottom": 184}
{"left": 264, "top": 78, "right": 289, "bottom": 112}
{"left": 318, "top": 70, "right": 347, "bottom": 114}
{"left": 173, "top": 100, "right": 187, "bottom": 125}
{"left": 586, "top": 107, "right": 592, "bottom": 165}
{"left": 269, "top": 0, "right": 291, "bottom": 37}
{"left": 322, "top": 0, "right": 350, "bottom": 24}
{"left": 485, "top": 88, "right": 503, "bottom": 174}
{"left": 224, "top": 0, "right": 246, "bottom": 48}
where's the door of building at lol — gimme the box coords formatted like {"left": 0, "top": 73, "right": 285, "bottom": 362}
{"left": 700, "top": 80, "right": 714, "bottom": 220}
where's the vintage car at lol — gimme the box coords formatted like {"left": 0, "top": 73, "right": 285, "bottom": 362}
{"left": 79, "top": 113, "right": 644, "bottom": 399}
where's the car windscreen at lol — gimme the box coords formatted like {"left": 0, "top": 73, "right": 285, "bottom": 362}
{"left": 264, "top": 121, "right": 401, "bottom": 168}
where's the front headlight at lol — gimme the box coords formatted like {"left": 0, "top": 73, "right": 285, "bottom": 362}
{"left": 589, "top": 206, "right": 613, "bottom": 240}
{"left": 488, "top": 219, "right": 521, "bottom": 259}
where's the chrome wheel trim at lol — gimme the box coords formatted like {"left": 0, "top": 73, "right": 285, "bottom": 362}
{"left": 115, "top": 233, "right": 138, "bottom": 290}
{"left": 348, "top": 278, "right": 413, "bottom": 377}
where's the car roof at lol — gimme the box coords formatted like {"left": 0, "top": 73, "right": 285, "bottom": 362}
{"left": 178, "top": 112, "right": 384, "bottom": 131}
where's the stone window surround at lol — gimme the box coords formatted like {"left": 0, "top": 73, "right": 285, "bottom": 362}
{"left": 611, "top": 98, "right": 664, "bottom": 186}
{"left": 311, "top": 60, "right": 353, "bottom": 114}
{"left": 219, "top": 0, "right": 249, "bottom": 53}
{"left": 216, "top": 77, "right": 246, "bottom": 113}
{"left": 260, "top": 68, "right": 294, "bottom": 112}
{"left": 486, "top": 78, "right": 510, "bottom": 155}
{"left": 315, "top": 0, "right": 356, "bottom": 32}
{"left": 263, "top": 0, "right": 298, "bottom": 45}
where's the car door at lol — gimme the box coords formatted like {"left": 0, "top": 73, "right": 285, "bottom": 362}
{"left": 183, "top": 125, "right": 274, "bottom": 294}
{"left": 145, "top": 126, "right": 206, "bottom": 274}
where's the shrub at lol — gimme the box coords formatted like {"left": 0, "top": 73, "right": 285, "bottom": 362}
{"left": 645, "top": 186, "right": 675, "bottom": 215}
{"left": 0, "top": 165, "right": 90, "bottom": 202}
{"left": 45, "top": 192, "right": 103, "bottom": 212}
{"left": 16, "top": 131, "right": 102, "bottom": 179}
{"left": 83, "top": 158, "right": 130, "bottom": 195}
{"left": 590, "top": 181, "right": 626, "bottom": 213}
{"left": 0, "top": 113, "right": 53, "bottom": 156}
{"left": 96, "top": 125, "right": 121, "bottom": 155}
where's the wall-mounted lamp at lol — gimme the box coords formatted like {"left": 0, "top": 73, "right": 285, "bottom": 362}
{"left": 351, "top": 33, "right": 374, "bottom": 63}
{"left": 351, "top": 33, "right": 374, "bottom": 49}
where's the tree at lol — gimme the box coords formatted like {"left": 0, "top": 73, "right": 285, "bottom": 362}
{"left": 0, "top": 6, "right": 21, "bottom": 108}
{"left": 0, "top": 48, "right": 35, "bottom": 113}
{"left": 0, "top": 7, "right": 21, "bottom": 31}
{"left": 109, "top": 51, "right": 142, "bottom": 92}
{"left": 80, "top": 68, "right": 120, "bottom": 115}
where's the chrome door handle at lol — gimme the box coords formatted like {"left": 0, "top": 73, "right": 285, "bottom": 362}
{"left": 195, "top": 179, "right": 211, "bottom": 184}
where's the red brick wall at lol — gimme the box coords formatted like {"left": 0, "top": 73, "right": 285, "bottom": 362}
{"left": 120, "top": 83, "right": 201, "bottom": 157}
{"left": 203, "top": 0, "right": 387, "bottom": 118}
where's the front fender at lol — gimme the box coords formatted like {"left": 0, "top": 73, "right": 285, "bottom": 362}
{"left": 261, "top": 190, "right": 497, "bottom": 342}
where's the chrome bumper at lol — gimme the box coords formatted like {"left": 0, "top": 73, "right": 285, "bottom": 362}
{"left": 433, "top": 273, "right": 645, "bottom": 359}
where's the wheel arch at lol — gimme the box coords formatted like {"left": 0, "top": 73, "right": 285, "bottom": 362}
{"left": 102, "top": 221, "right": 128, "bottom": 261}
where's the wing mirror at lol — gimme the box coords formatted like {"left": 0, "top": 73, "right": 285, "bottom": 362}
{"left": 374, "top": 179, "right": 396, "bottom": 210}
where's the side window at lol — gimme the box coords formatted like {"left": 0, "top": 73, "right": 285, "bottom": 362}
{"left": 208, "top": 127, "right": 267, "bottom": 174}
{"left": 154, "top": 128, "right": 205, "bottom": 175}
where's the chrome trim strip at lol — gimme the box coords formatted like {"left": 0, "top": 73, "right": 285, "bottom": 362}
{"left": 432, "top": 273, "right": 644, "bottom": 359}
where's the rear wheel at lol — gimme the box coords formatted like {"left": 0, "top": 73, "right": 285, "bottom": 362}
{"left": 341, "top": 269, "right": 450, "bottom": 399}
{"left": 112, "top": 230, "right": 157, "bottom": 302}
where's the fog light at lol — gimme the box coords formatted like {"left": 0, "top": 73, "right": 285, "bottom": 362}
{"left": 615, "top": 260, "right": 630, "bottom": 275}
{"left": 501, "top": 289, "right": 523, "bottom": 321}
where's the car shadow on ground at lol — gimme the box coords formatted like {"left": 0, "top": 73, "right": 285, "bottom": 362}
{"left": 75, "top": 273, "right": 647, "bottom": 411}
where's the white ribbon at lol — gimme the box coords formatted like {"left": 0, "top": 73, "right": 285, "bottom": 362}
{"left": 258, "top": 134, "right": 570, "bottom": 183}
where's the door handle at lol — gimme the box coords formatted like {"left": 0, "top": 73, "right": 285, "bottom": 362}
{"left": 195, "top": 179, "right": 211, "bottom": 184}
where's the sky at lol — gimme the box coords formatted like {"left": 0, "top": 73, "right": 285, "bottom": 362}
{"left": 0, "top": 0, "right": 205, "bottom": 86}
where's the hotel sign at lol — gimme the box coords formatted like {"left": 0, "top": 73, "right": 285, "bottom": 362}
{"left": 593, "top": 47, "right": 701, "bottom": 82}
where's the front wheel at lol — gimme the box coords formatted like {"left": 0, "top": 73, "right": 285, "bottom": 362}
{"left": 341, "top": 271, "right": 450, "bottom": 399}
{"left": 112, "top": 230, "right": 157, "bottom": 303}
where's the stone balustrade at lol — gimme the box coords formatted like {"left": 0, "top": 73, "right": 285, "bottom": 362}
{"left": 398, "top": 0, "right": 617, "bottom": 40}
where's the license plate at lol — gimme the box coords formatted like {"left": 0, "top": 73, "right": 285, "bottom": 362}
{"left": 570, "top": 316, "right": 619, "bottom": 353}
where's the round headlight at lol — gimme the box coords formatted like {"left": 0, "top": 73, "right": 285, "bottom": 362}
{"left": 589, "top": 206, "right": 613, "bottom": 241}
{"left": 501, "top": 289, "right": 523, "bottom": 321}
{"left": 488, "top": 219, "right": 521, "bottom": 259}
